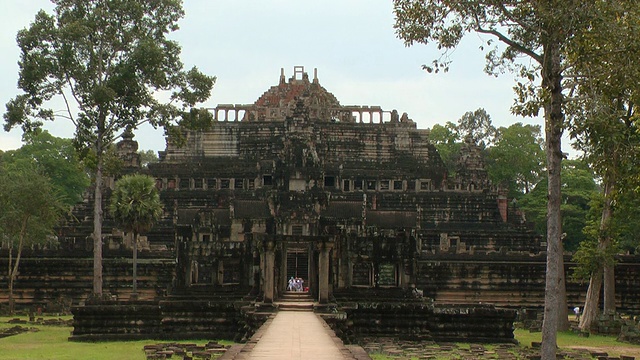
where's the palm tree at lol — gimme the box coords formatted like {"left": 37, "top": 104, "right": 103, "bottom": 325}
{"left": 109, "top": 174, "right": 163, "bottom": 297}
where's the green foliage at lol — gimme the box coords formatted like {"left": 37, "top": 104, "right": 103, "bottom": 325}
{"left": 518, "top": 159, "right": 598, "bottom": 252}
{"left": 487, "top": 123, "right": 544, "bottom": 196}
{"left": 3, "top": 0, "right": 215, "bottom": 294}
{"left": 1, "top": 131, "right": 89, "bottom": 206}
{"left": 138, "top": 149, "right": 159, "bottom": 168}
{"left": 109, "top": 174, "right": 163, "bottom": 235}
{"left": 456, "top": 108, "right": 496, "bottom": 146}
{"left": 4, "top": 0, "right": 215, "bottom": 145}
{"left": 429, "top": 122, "right": 460, "bottom": 175}
{"left": 611, "top": 190, "right": 640, "bottom": 254}
{"left": 80, "top": 145, "right": 124, "bottom": 179}
{"left": 0, "top": 162, "right": 66, "bottom": 249}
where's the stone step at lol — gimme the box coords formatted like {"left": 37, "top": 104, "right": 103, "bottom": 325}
{"left": 275, "top": 301, "right": 314, "bottom": 311}
{"left": 276, "top": 291, "right": 314, "bottom": 311}
{"left": 280, "top": 291, "right": 313, "bottom": 300}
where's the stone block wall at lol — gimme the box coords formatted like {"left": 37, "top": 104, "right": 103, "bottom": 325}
{"left": 328, "top": 289, "right": 517, "bottom": 344}
{"left": 0, "top": 250, "right": 174, "bottom": 312}
{"left": 414, "top": 253, "right": 640, "bottom": 314}
{"left": 69, "top": 298, "right": 268, "bottom": 342}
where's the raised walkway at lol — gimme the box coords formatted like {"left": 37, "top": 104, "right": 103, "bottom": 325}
{"left": 221, "top": 309, "right": 371, "bottom": 360}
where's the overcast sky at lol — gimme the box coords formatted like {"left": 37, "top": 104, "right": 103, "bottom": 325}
{"left": 0, "top": 0, "right": 545, "bottom": 153}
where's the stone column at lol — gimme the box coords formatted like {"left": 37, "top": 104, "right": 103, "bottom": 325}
{"left": 317, "top": 240, "right": 334, "bottom": 304}
{"left": 263, "top": 240, "right": 276, "bottom": 304}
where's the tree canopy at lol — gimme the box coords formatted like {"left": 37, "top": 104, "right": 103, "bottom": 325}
{"left": 487, "top": 122, "right": 545, "bottom": 196}
{"left": 394, "top": 1, "right": 640, "bottom": 354}
{"left": 1, "top": 130, "right": 89, "bottom": 206}
{"left": 0, "top": 162, "right": 66, "bottom": 313}
{"left": 110, "top": 174, "right": 163, "bottom": 237}
{"left": 3, "top": 0, "right": 215, "bottom": 296}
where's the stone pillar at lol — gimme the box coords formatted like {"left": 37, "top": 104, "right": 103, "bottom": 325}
{"left": 263, "top": 240, "right": 276, "bottom": 304}
{"left": 317, "top": 240, "right": 334, "bottom": 304}
{"left": 497, "top": 190, "right": 508, "bottom": 222}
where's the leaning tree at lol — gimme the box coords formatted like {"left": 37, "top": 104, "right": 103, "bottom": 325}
{"left": 4, "top": 0, "right": 215, "bottom": 297}
{"left": 565, "top": 2, "right": 640, "bottom": 330}
{"left": 393, "top": 1, "right": 640, "bottom": 357}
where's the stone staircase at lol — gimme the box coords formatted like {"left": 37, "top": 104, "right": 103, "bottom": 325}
{"left": 275, "top": 291, "right": 315, "bottom": 311}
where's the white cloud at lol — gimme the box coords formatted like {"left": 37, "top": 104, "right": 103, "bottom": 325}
{"left": 0, "top": 0, "right": 550, "bottom": 154}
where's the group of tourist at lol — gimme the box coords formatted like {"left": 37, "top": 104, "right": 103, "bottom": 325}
{"left": 287, "top": 276, "right": 306, "bottom": 292}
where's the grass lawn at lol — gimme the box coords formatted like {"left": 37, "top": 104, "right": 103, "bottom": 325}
{"left": 0, "top": 316, "right": 226, "bottom": 360}
{"left": 2, "top": 315, "right": 640, "bottom": 359}
{"left": 515, "top": 328, "right": 640, "bottom": 358}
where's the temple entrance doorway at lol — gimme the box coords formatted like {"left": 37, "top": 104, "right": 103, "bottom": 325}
{"left": 286, "top": 247, "right": 309, "bottom": 292}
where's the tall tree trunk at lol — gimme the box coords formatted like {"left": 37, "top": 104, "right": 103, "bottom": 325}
{"left": 8, "top": 247, "right": 13, "bottom": 315}
{"left": 93, "top": 139, "right": 104, "bottom": 296}
{"left": 557, "top": 244, "right": 570, "bottom": 331}
{"left": 579, "top": 267, "right": 603, "bottom": 331}
{"left": 603, "top": 263, "right": 615, "bottom": 313}
{"left": 9, "top": 217, "right": 28, "bottom": 315}
{"left": 580, "top": 180, "right": 614, "bottom": 330}
{"left": 541, "top": 36, "right": 565, "bottom": 360}
{"left": 132, "top": 230, "right": 138, "bottom": 297}
{"left": 602, "top": 181, "right": 616, "bottom": 314}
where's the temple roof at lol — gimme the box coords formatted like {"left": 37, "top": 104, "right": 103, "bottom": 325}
{"left": 254, "top": 66, "right": 340, "bottom": 109}
{"left": 209, "top": 66, "right": 413, "bottom": 125}
{"left": 248, "top": 66, "right": 345, "bottom": 122}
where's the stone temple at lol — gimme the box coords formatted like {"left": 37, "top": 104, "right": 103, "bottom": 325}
{"left": 4, "top": 66, "right": 640, "bottom": 342}
{"left": 151, "top": 66, "right": 540, "bottom": 303}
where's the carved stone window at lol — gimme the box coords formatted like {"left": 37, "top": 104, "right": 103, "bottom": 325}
{"left": 194, "top": 178, "right": 203, "bottom": 189}
{"left": 179, "top": 178, "right": 190, "bottom": 190}
{"left": 223, "top": 261, "right": 241, "bottom": 284}
{"left": 155, "top": 178, "right": 164, "bottom": 190}
{"left": 354, "top": 179, "right": 363, "bottom": 190}
{"left": 324, "top": 176, "right": 335, "bottom": 188}
{"left": 167, "top": 179, "right": 176, "bottom": 189}
{"left": 393, "top": 180, "right": 403, "bottom": 190}
{"left": 352, "top": 262, "right": 372, "bottom": 286}
{"left": 220, "top": 179, "right": 230, "bottom": 189}
{"left": 343, "top": 179, "right": 350, "bottom": 191}
{"left": 366, "top": 180, "right": 376, "bottom": 191}
{"left": 420, "top": 180, "right": 431, "bottom": 191}
{"left": 407, "top": 180, "right": 416, "bottom": 191}
{"left": 263, "top": 175, "right": 273, "bottom": 186}
{"left": 234, "top": 179, "right": 244, "bottom": 189}
{"left": 377, "top": 263, "right": 397, "bottom": 287}
{"left": 207, "top": 178, "right": 217, "bottom": 190}
{"left": 380, "top": 180, "right": 390, "bottom": 190}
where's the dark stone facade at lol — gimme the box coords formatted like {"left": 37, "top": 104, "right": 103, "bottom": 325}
{"left": 3, "top": 66, "right": 640, "bottom": 342}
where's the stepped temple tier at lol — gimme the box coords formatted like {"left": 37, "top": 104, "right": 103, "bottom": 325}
{"left": 4, "top": 67, "right": 640, "bottom": 343}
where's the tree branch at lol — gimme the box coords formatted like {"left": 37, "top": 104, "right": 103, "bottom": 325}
{"left": 60, "top": 90, "right": 78, "bottom": 127}
{"left": 473, "top": 13, "right": 542, "bottom": 63}
{"left": 496, "top": 2, "right": 537, "bottom": 34}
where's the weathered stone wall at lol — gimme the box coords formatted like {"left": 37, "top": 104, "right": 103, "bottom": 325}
{"left": 0, "top": 250, "right": 174, "bottom": 312}
{"left": 415, "top": 254, "right": 640, "bottom": 314}
{"left": 5, "top": 251, "right": 640, "bottom": 315}
{"left": 69, "top": 296, "right": 268, "bottom": 342}
{"left": 328, "top": 289, "right": 517, "bottom": 344}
